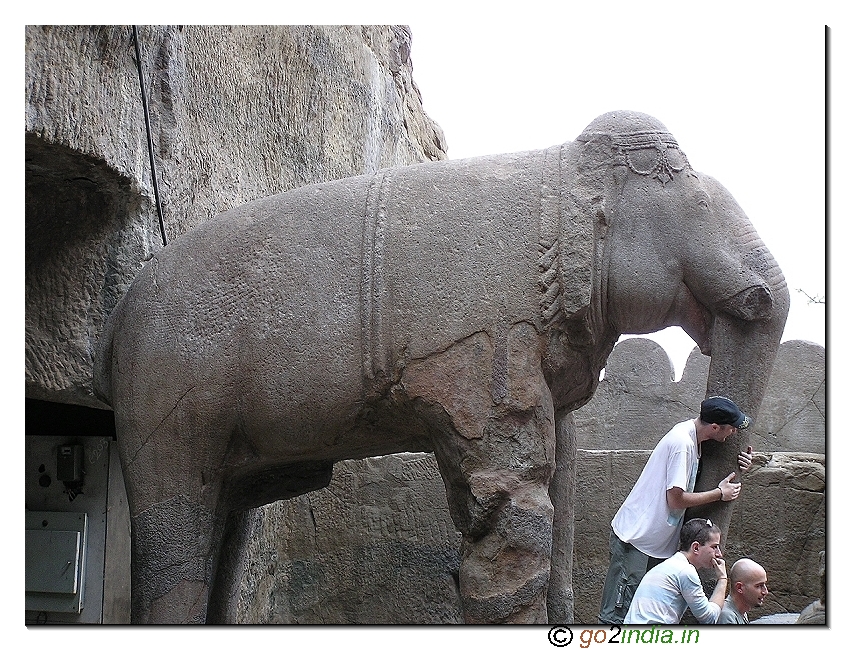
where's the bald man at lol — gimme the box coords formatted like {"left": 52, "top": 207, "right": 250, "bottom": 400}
{"left": 717, "top": 558, "right": 770, "bottom": 624}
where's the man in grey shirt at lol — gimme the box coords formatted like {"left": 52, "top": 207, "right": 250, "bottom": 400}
{"left": 718, "top": 558, "right": 769, "bottom": 623}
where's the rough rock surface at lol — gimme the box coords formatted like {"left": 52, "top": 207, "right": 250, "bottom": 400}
{"left": 725, "top": 454, "right": 825, "bottom": 618}
{"left": 750, "top": 340, "right": 825, "bottom": 454}
{"left": 236, "top": 339, "right": 824, "bottom": 624}
{"left": 796, "top": 550, "right": 826, "bottom": 624}
{"left": 236, "top": 453, "right": 463, "bottom": 623}
{"left": 26, "top": 25, "right": 445, "bottom": 409}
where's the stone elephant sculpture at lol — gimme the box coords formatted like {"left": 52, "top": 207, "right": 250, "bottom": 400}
{"left": 94, "top": 111, "right": 789, "bottom": 623}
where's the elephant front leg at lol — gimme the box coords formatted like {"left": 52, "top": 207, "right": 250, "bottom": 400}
{"left": 451, "top": 461, "right": 555, "bottom": 624}
{"left": 404, "top": 324, "right": 556, "bottom": 623}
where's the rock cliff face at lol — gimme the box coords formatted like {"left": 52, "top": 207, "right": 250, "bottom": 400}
{"left": 26, "top": 25, "right": 446, "bottom": 408}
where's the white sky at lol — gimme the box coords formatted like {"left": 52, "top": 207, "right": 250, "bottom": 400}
{"left": 407, "top": 5, "right": 832, "bottom": 379}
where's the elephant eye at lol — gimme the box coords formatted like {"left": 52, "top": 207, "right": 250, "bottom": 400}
{"left": 695, "top": 191, "right": 710, "bottom": 209}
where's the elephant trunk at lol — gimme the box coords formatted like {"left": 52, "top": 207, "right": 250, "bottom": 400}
{"left": 687, "top": 244, "right": 790, "bottom": 533}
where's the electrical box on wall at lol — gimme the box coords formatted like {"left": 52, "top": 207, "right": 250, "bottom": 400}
{"left": 25, "top": 511, "right": 88, "bottom": 613}
{"left": 26, "top": 435, "right": 131, "bottom": 624}
{"left": 56, "top": 444, "right": 84, "bottom": 483}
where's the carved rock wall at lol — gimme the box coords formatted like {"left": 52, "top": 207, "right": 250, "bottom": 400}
{"left": 235, "top": 338, "right": 824, "bottom": 623}
{"left": 25, "top": 25, "right": 446, "bottom": 408}
{"left": 236, "top": 454, "right": 463, "bottom": 623}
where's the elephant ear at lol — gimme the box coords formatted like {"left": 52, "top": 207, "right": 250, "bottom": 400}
{"left": 539, "top": 137, "right": 612, "bottom": 348}
{"left": 545, "top": 112, "right": 692, "bottom": 347}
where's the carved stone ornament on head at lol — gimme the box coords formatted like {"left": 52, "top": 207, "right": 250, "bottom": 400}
{"left": 579, "top": 111, "right": 691, "bottom": 185}
{"left": 616, "top": 132, "right": 690, "bottom": 185}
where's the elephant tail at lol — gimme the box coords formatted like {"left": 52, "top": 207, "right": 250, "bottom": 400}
{"left": 92, "top": 309, "right": 116, "bottom": 407}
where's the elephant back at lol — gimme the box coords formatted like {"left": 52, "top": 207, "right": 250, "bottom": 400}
{"left": 364, "top": 151, "right": 551, "bottom": 386}
{"left": 98, "top": 144, "right": 605, "bottom": 412}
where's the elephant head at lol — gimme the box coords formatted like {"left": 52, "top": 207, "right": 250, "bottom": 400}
{"left": 545, "top": 112, "right": 789, "bottom": 621}
{"left": 560, "top": 111, "right": 789, "bottom": 524}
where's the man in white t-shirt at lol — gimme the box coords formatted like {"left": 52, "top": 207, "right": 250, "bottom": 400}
{"left": 623, "top": 518, "right": 728, "bottom": 624}
{"left": 598, "top": 396, "right": 753, "bottom": 624}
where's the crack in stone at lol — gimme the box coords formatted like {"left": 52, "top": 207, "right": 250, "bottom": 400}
{"left": 764, "top": 386, "right": 824, "bottom": 442}
{"left": 811, "top": 379, "right": 825, "bottom": 419}
{"left": 128, "top": 384, "right": 196, "bottom": 466}
{"left": 183, "top": 580, "right": 208, "bottom": 623}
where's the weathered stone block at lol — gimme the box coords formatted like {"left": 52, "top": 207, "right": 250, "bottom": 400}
{"left": 575, "top": 338, "right": 824, "bottom": 454}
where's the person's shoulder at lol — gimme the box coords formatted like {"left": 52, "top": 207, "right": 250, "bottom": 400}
{"left": 673, "top": 553, "right": 700, "bottom": 581}
{"left": 717, "top": 597, "right": 742, "bottom": 624}
{"left": 716, "top": 608, "right": 740, "bottom": 624}
{"left": 671, "top": 418, "right": 695, "bottom": 434}
{"left": 664, "top": 551, "right": 690, "bottom": 574}
{"left": 657, "top": 419, "right": 694, "bottom": 448}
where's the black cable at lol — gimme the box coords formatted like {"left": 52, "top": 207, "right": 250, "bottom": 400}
{"left": 132, "top": 25, "right": 168, "bottom": 247}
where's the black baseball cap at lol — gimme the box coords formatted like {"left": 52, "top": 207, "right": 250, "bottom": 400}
{"left": 700, "top": 396, "right": 750, "bottom": 429}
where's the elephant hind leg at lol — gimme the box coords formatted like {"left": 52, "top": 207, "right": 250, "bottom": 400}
{"left": 403, "top": 324, "right": 556, "bottom": 623}
{"left": 130, "top": 494, "right": 224, "bottom": 623}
